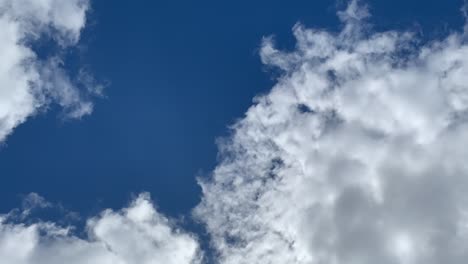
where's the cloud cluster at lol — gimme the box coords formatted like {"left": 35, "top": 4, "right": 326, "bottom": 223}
{"left": 195, "top": 2, "right": 468, "bottom": 264}
{"left": 5, "top": 1, "right": 468, "bottom": 263}
{"left": 0, "top": 0, "right": 99, "bottom": 142}
{"left": 0, "top": 194, "right": 202, "bottom": 264}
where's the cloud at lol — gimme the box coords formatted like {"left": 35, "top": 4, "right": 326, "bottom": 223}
{"left": 194, "top": 1, "right": 468, "bottom": 263}
{"left": 0, "top": 0, "right": 99, "bottom": 142}
{"left": 0, "top": 193, "right": 202, "bottom": 264}
{"left": 4, "top": 1, "right": 468, "bottom": 264}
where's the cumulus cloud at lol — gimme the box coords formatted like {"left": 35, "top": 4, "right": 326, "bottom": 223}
{"left": 0, "top": 193, "right": 202, "bottom": 264}
{"left": 5, "top": 1, "right": 468, "bottom": 263}
{"left": 195, "top": 1, "right": 468, "bottom": 263}
{"left": 0, "top": 0, "right": 99, "bottom": 142}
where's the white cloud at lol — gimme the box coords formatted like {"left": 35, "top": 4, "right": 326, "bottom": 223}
{"left": 0, "top": 0, "right": 98, "bottom": 142}
{"left": 0, "top": 193, "right": 202, "bottom": 264}
{"left": 5, "top": 1, "right": 468, "bottom": 263}
{"left": 195, "top": 1, "right": 468, "bottom": 263}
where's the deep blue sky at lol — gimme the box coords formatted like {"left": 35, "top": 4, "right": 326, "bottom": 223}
{"left": 0, "top": 0, "right": 465, "bottom": 219}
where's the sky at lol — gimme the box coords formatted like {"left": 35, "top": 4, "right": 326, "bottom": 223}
{"left": 2, "top": 0, "right": 468, "bottom": 263}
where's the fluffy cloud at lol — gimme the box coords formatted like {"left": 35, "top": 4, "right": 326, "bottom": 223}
{"left": 5, "top": 1, "right": 468, "bottom": 263}
{"left": 195, "top": 1, "right": 468, "bottom": 264}
{"left": 0, "top": 193, "right": 202, "bottom": 264}
{"left": 0, "top": 0, "right": 99, "bottom": 142}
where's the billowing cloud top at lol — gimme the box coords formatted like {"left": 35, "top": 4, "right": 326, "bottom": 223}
{"left": 195, "top": 1, "right": 468, "bottom": 264}
{"left": 0, "top": 0, "right": 98, "bottom": 142}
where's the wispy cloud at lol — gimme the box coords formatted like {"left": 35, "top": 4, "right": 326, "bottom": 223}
{"left": 0, "top": 0, "right": 100, "bottom": 142}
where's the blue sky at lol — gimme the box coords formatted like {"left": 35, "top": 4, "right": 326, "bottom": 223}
{"left": 1, "top": 0, "right": 464, "bottom": 215}
{"left": 2, "top": 0, "right": 468, "bottom": 263}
